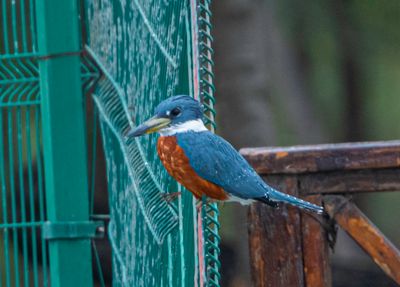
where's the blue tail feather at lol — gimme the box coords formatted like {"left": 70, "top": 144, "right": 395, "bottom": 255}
{"left": 263, "top": 188, "right": 324, "bottom": 214}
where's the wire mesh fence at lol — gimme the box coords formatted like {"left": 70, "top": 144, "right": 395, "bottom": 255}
{"left": 0, "top": 0, "right": 49, "bottom": 286}
{"left": 84, "top": 0, "right": 203, "bottom": 285}
{"left": 0, "top": 0, "right": 220, "bottom": 286}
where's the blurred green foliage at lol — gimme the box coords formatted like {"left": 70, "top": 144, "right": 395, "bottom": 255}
{"left": 276, "top": 0, "right": 400, "bottom": 142}
{"left": 276, "top": 0, "right": 400, "bottom": 249}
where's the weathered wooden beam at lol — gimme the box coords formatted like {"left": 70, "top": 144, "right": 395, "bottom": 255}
{"left": 241, "top": 140, "right": 400, "bottom": 175}
{"left": 324, "top": 195, "right": 400, "bottom": 285}
{"left": 248, "top": 176, "right": 305, "bottom": 287}
{"left": 301, "top": 195, "right": 331, "bottom": 287}
{"left": 297, "top": 169, "right": 400, "bottom": 194}
{"left": 261, "top": 169, "right": 400, "bottom": 196}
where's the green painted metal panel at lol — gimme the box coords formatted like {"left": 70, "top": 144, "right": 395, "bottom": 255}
{"left": 84, "top": 0, "right": 197, "bottom": 284}
{"left": 83, "top": 0, "right": 221, "bottom": 286}
{"left": 0, "top": 0, "right": 220, "bottom": 285}
{"left": 0, "top": 0, "right": 49, "bottom": 286}
{"left": 35, "top": 1, "right": 93, "bottom": 286}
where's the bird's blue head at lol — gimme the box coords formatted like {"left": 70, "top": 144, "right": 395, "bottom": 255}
{"left": 154, "top": 95, "right": 203, "bottom": 124}
{"left": 126, "top": 95, "right": 206, "bottom": 137}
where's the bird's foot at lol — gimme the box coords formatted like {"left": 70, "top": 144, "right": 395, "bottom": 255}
{"left": 161, "top": 192, "right": 181, "bottom": 202}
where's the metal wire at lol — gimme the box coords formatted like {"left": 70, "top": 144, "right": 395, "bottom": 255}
{"left": 0, "top": 1, "right": 104, "bottom": 284}
{"left": 0, "top": 0, "right": 220, "bottom": 285}
{"left": 82, "top": 52, "right": 108, "bottom": 287}
{"left": 197, "top": 0, "right": 221, "bottom": 286}
{"left": 0, "top": 1, "right": 49, "bottom": 286}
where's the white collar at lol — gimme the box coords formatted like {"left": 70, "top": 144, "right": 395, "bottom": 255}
{"left": 158, "top": 119, "right": 207, "bottom": 136}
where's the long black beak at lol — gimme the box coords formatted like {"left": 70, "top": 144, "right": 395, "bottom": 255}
{"left": 125, "top": 116, "right": 171, "bottom": 137}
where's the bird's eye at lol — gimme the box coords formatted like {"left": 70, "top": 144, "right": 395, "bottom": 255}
{"left": 170, "top": 107, "right": 181, "bottom": 117}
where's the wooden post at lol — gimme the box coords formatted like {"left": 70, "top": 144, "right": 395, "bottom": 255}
{"left": 243, "top": 141, "right": 400, "bottom": 287}
{"left": 301, "top": 195, "right": 331, "bottom": 287}
{"left": 248, "top": 176, "right": 304, "bottom": 287}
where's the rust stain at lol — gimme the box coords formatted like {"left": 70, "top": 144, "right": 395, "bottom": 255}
{"left": 332, "top": 198, "right": 400, "bottom": 284}
{"left": 275, "top": 151, "right": 289, "bottom": 159}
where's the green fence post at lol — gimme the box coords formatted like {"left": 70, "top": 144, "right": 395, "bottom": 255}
{"left": 35, "top": 1, "right": 93, "bottom": 287}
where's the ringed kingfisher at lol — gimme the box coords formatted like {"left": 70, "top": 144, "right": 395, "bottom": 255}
{"left": 126, "top": 95, "right": 323, "bottom": 214}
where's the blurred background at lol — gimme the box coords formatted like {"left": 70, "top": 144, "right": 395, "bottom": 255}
{"left": 1, "top": 1, "right": 399, "bottom": 286}
{"left": 212, "top": 1, "right": 400, "bottom": 286}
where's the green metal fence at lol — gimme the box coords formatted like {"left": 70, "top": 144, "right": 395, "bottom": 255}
{"left": 1, "top": 0, "right": 98, "bottom": 286}
{"left": 0, "top": 0, "right": 220, "bottom": 286}
{"left": 0, "top": 0, "right": 46, "bottom": 286}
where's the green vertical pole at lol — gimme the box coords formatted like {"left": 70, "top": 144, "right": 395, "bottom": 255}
{"left": 35, "top": 1, "right": 93, "bottom": 287}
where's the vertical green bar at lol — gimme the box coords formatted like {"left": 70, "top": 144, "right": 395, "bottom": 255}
{"left": 35, "top": 1, "right": 93, "bottom": 287}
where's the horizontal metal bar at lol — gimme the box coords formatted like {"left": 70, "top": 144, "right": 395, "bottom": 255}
{"left": 0, "top": 53, "right": 39, "bottom": 60}
{"left": 0, "top": 78, "right": 39, "bottom": 85}
{"left": 90, "top": 214, "right": 110, "bottom": 221}
{"left": 0, "top": 221, "right": 44, "bottom": 229}
{"left": 0, "top": 72, "right": 97, "bottom": 86}
{"left": 42, "top": 221, "right": 105, "bottom": 240}
{"left": 0, "top": 220, "right": 106, "bottom": 241}
{"left": 0, "top": 100, "right": 41, "bottom": 108}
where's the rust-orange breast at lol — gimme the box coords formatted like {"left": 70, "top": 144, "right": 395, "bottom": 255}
{"left": 157, "top": 136, "right": 228, "bottom": 200}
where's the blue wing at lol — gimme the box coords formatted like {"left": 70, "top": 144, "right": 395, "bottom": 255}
{"left": 176, "top": 131, "right": 273, "bottom": 199}
{"left": 176, "top": 131, "right": 323, "bottom": 214}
